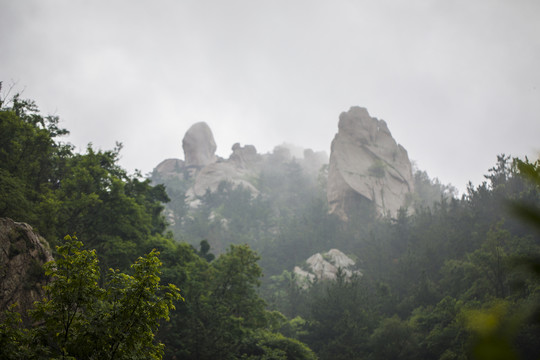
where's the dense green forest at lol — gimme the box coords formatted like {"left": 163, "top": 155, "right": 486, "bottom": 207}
{"left": 153, "top": 150, "right": 540, "bottom": 359}
{"left": 1, "top": 93, "right": 540, "bottom": 359}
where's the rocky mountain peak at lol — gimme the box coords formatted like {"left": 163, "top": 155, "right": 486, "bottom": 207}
{"left": 327, "top": 107, "right": 414, "bottom": 220}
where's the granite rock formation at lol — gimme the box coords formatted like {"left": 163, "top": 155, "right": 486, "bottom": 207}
{"left": 293, "top": 249, "right": 362, "bottom": 288}
{"left": 186, "top": 143, "right": 261, "bottom": 202}
{"left": 152, "top": 122, "right": 328, "bottom": 214}
{"left": 153, "top": 158, "right": 185, "bottom": 180}
{"left": 0, "top": 218, "right": 53, "bottom": 323}
{"left": 182, "top": 122, "right": 217, "bottom": 168}
{"left": 327, "top": 107, "right": 414, "bottom": 220}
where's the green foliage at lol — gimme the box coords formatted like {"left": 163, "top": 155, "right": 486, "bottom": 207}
{"left": 410, "top": 167, "right": 457, "bottom": 210}
{"left": 211, "top": 244, "right": 265, "bottom": 323}
{"left": 0, "top": 96, "right": 70, "bottom": 227}
{"left": 302, "top": 276, "right": 375, "bottom": 360}
{"left": 161, "top": 244, "right": 270, "bottom": 360}
{"left": 239, "top": 330, "right": 318, "bottom": 360}
{"left": 369, "top": 316, "right": 417, "bottom": 360}
{"left": 181, "top": 181, "right": 275, "bottom": 253}
{"left": 0, "top": 305, "right": 39, "bottom": 360}
{"left": 0, "top": 95, "right": 170, "bottom": 272}
{"left": 464, "top": 301, "right": 521, "bottom": 360}
{"left": 261, "top": 155, "right": 540, "bottom": 360}
{"left": 1, "top": 235, "right": 182, "bottom": 360}
{"left": 510, "top": 158, "right": 540, "bottom": 231}
{"left": 0, "top": 92, "right": 317, "bottom": 359}
{"left": 43, "top": 145, "right": 170, "bottom": 266}
{"left": 462, "top": 158, "right": 540, "bottom": 360}
{"left": 368, "top": 159, "right": 386, "bottom": 179}
{"left": 147, "top": 131, "right": 540, "bottom": 360}
{"left": 195, "top": 239, "right": 215, "bottom": 262}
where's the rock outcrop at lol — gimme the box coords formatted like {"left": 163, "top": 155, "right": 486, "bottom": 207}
{"left": 153, "top": 158, "right": 185, "bottom": 180}
{"left": 230, "top": 143, "right": 258, "bottom": 168}
{"left": 182, "top": 122, "right": 217, "bottom": 168}
{"left": 0, "top": 218, "right": 53, "bottom": 322}
{"left": 186, "top": 143, "right": 261, "bottom": 202}
{"left": 159, "top": 123, "right": 263, "bottom": 204}
{"left": 293, "top": 249, "right": 362, "bottom": 288}
{"left": 327, "top": 107, "right": 414, "bottom": 220}
{"left": 152, "top": 122, "right": 328, "bottom": 213}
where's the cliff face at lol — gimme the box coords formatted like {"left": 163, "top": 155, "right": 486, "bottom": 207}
{"left": 327, "top": 107, "right": 414, "bottom": 220}
{"left": 0, "top": 218, "right": 53, "bottom": 322}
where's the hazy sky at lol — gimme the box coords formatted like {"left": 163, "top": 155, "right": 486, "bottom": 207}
{"left": 2, "top": 0, "right": 539, "bottom": 194}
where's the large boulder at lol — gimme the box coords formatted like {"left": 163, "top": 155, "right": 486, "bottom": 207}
{"left": 0, "top": 218, "right": 53, "bottom": 323}
{"left": 182, "top": 122, "right": 217, "bottom": 168}
{"left": 327, "top": 107, "right": 414, "bottom": 220}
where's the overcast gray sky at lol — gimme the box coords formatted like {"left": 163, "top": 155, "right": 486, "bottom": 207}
{"left": 2, "top": 0, "right": 539, "bottom": 194}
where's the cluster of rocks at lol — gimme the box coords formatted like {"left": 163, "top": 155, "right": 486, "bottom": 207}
{"left": 154, "top": 106, "right": 414, "bottom": 221}
{"left": 153, "top": 122, "right": 328, "bottom": 206}
{"left": 293, "top": 249, "right": 362, "bottom": 288}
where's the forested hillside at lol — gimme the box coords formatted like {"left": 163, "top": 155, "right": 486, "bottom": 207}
{"left": 0, "top": 95, "right": 316, "bottom": 359}
{"left": 154, "top": 139, "right": 540, "bottom": 359}
{"left": 1, "top": 93, "right": 540, "bottom": 359}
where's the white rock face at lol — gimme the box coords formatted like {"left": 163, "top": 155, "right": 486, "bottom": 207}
{"left": 182, "top": 122, "right": 217, "bottom": 168}
{"left": 327, "top": 107, "right": 414, "bottom": 220}
{"left": 294, "top": 249, "right": 362, "bottom": 288}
